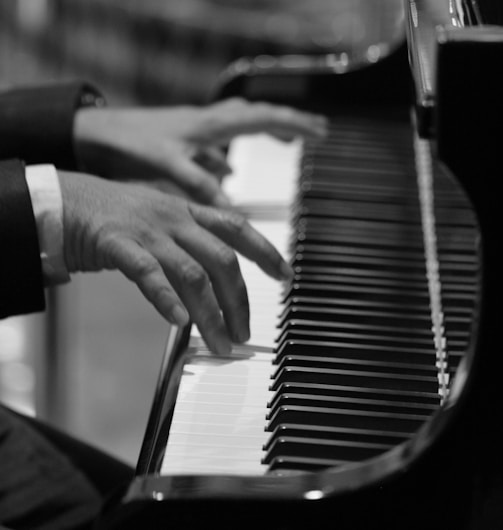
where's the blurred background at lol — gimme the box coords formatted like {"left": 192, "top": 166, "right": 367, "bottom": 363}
{"left": 0, "top": 0, "right": 404, "bottom": 466}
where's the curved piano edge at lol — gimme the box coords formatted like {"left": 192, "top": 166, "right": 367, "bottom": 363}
{"left": 94, "top": 353, "right": 481, "bottom": 530}
{"left": 120, "top": 362, "right": 475, "bottom": 503}
{"left": 207, "top": 39, "right": 411, "bottom": 110}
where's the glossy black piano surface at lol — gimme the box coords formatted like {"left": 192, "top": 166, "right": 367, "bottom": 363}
{"left": 97, "top": 1, "right": 503, "bottom": 528}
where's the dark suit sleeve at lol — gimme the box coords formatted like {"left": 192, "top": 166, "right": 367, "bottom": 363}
{"left": 0, "top": 159, "right": 45, "bottom": 318}
{"left": 0, "top": 81, "right": 104, "bottom": 170}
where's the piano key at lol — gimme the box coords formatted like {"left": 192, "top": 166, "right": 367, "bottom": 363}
{"left": 270, "top": 366, "right": 439, "bottom": 394}
{"left": 223, "top": 133, "right": 302, "bottom": 208}
{"left": 269, "top": 383, "right": 440, "bottom": 407}
{"left": 161, "top": 346, "right": 275, "bottom": 475}
{"left": 276, "top": 318, "right": 435, "bottom": 340}
{"left": 278, "top": 305, "right": 433, "bottom": 330}
{"left": 267, "top": 393, "right": 438, "bottom": 419}
{"left": 263, "top": 424, "right": 411, "bottom": 450}
{"left": 274, "top": 336, "right": 438, "bottom": 365}
{"left": 266, "top": 405, "right": 431, "bottom": 433}
{"left": 272, "top": 355, "right": 439, "bottom": 379}
{"left": 284, "top": 282, "right": 432, "bottom": 305}
{"left": 267, "top": 456, "right": 350, "bottom": 472}
{"left": 262, "top": 436, "right": 391, "bottom": 465}
{"left": 292, "top": 252, "right": 428, "bottom": 274}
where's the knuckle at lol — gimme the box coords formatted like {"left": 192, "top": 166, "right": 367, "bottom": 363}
{"left": 151, "top": 285, "right": 174, "bottom": 307}
{"left": 132, "top": 252, "right": 159, "bottom": 278}
{"left": 273, "top": 105, "right": 294, "bottom": 121}
{"left": 214, "top": 244, "right": 239, "bottom": 272}
{"left": 222, "top": 97, "right": 245, "bottom": 110}
{"left": 181, "top": 264, "right": 209, "bottom": 291}
{"left": 224, "top": 210, "right": 247, "bottom": 236}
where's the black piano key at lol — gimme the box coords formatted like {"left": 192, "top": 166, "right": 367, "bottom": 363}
{"left": 272, "top": 355, "right": 438, "bottom": 379}
{"left": 270, "top": 366, "right": 439, "bottom": 394}
{"left": 443, "top": 315, "right": 473, "bottom": 333}
{"left": 279, "top": 294, "right": 431, "bottom": 316}
{"left": 269, "top": 382, "right": 440, "bottom": 407}
{"left": 296, "top": 216, "right": 423, "bottom": 239}
{"left": 283, "top": 282, "right": 431, "bottom": 306}
{"left": 292, "top": 252, "right": 427, "bottom": 275}
{"left": 273, "top": 334, "right": 435, "bottom": 360}
{"left": 278, "top": 305, "right": 432, "bottom": 330}
{"left": 266, "top": 405, "right": 430, "bottom": 433}
{"left": 266, "top": 393, "right": 438, "bottom": 420}
{"left": 299, "top": 202, "right": 420, "bottom": 224}
{"left": 276, "top": 318, "right": 434, "bottom": 342}
{"left": 267, "top": 455, "right": 348, "bottom": 472}
{"left": 295, "top": 242, "right": 425, "bottom": 261}
{"left": 292, "top": 265, "right": 427, "bottom": 284}
{"left": 297, "top": 185, "right": 418, "bottom": 207}
{"left": 441, "top": 292, "right": 477, "bottom": 310}
{"left": 263, "top": 424, "right": 411, "bottom": 451}
{"left": 291, "top": 271, "right": 428, "bottom": 289}
{"left": 262, "top": 436, "right": 390, "bottom": 465}
{"left": 274, "top": 328, "right": 435, "bottom": 354}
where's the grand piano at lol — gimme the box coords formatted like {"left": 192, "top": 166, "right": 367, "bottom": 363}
{"left": 98, "top": 1, "right": 503, "bottom": 528}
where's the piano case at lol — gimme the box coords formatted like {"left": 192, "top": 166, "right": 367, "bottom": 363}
{"left": 96, "top": 1, "right": 503, "bottom": 528}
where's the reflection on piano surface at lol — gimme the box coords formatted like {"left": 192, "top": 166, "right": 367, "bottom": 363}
{"left": 98, "top": 1, "right": 503, "bottom": 528}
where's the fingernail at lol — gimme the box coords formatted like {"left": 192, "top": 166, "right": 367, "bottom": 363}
{"left": 234, "top": 326, "right": 250, "bottom": 344}
{"left": 215, "top": 335, "right": 232, "bottom": 356}
{"left": 170, "top": 305, "right": 189, "bottom": 327}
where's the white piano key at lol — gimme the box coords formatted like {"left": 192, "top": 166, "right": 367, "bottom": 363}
{"left": 161, "top": 348, "right": 275, "bottom": 476}
{"left": 169, "top": 419, "right": 268, "bottom": 438}
{"left": 223, "top": 133, "right": 302, "bottom": 207}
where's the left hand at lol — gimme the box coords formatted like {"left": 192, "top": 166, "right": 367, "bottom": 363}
{"left": 73, "top": 97, "right": 327, "bottom": 207}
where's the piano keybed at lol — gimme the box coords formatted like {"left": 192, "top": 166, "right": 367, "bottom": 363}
{"left": 160, "top": 111, "right": 477, "bottom": 477}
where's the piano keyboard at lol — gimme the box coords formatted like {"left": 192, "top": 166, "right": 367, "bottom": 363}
{"left": 160, "top": 114, "right": 476, "bottom": 476}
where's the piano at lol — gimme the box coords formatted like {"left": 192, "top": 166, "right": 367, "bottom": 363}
{"left": 97, "top": 1, "right": 503, "bottom": 528}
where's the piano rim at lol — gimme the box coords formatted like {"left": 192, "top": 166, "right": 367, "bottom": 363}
{"left": 123, "top": 339, "right": 476, "bottom": 503}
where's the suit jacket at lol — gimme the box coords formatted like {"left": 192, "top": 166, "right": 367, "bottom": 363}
{"left": 0, "top": 82, "right": 106, "bottom": 529}
{"left": 0, "top": 81, "right": 100, "bottom": 319}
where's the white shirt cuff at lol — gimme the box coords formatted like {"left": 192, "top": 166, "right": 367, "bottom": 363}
{"left": 25, "top": 164, "right": 71, "bottom": 285}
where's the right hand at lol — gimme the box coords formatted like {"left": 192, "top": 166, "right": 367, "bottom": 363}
{"left": 73, "top": 98, "right": 328, "bottom": 206}
{"left": 58, "top": 170, "right": 293, "bottom": 355}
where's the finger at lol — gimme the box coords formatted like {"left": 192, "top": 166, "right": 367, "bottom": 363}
{"left": 193, "top": 146, "right": 232, "bottom": 180}
{"left": 153, "top": 238, "right": 233, "bottom": 356}
{"left": 123, "top": 178, "right": 190, "bottom": 199}
{"left": 105, "top": 237, "right": 189, "bottom": 327}
{"left": 174, "top": 224, "right": 250, "bottom": 344}
{"left": 201, "top": 98, "right": 328, "bottom": 144}
{"left": 190, "top": 203, "right": 293, "bottom": 282}
{"left": 167, "top": 155, "right": 232, "bottom": 208}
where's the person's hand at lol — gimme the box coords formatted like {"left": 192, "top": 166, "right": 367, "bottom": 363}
{"left": 73, "top": 98, "right": 327, "bottom": 207}
{"left": 58, "top": 170, "right": 293, "bottom": 355}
